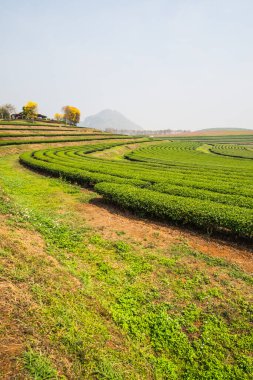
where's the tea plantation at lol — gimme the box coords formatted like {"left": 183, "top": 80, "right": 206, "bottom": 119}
{"left": 20, "top": 139, "right": 253, "bottom": 240}
{"left": 0, "top": 124, "right": 252, "bottom": 379}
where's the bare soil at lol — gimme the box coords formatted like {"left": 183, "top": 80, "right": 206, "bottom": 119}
{"left": 78, "top": 197, "right": 253, "bottom": 274}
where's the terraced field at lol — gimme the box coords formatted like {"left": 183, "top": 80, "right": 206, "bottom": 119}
{"left": 0, "top": 123, "right": 143, "bottom": 147}
{"left": 0, "top": 125, "right": 252, "bottom": 379}
{"left": 20, "top": 138, "right": 253, "bottom": 240}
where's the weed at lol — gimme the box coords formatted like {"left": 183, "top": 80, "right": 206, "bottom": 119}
{"left": 23, "top": 349, "right": 63, "bottom": 379}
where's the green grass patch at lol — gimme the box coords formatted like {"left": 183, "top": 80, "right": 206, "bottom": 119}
{"left": 23, "top": 349, "right": 63, "bottom": 379}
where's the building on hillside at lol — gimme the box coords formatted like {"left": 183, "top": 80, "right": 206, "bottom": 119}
{"left": 11, "top": 112, "right": 25, "bottom": 119}
{"left": 11, "top": 113, "right": 47, "bottom": 120}
{"left": 37, "top": 114, "right": 47, "bottom": 120}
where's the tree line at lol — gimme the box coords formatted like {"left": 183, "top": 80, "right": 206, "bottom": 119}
{"left": 0, "top": 101, "right": 81, "bottom": 126}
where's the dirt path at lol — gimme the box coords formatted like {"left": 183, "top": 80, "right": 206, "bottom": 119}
{"left": 78, "top": 198, "right": 253, "bottom": 274}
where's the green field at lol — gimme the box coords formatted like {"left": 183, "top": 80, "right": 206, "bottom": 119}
{"left": 0, "top": 128, "right": 252, "bottom": 379}
{"left": 20, "top": 139, "right": 253, "bottom": 240}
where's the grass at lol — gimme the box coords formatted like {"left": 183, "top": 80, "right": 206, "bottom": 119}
{"left": 0, "top": 151, "right": 252, "bottom": 379}
{"left": 23, "top": 349, "right": 62, "bottom": 380}
{"left": 89, "top": 142, "right": 154, "bottom": 160}
{"left": 196, "top": 144, "right": 213, "bottom": 154}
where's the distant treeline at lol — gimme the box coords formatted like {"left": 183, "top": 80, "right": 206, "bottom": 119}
{"left": 104, "top": 128, "right": 189, "bottom": 135}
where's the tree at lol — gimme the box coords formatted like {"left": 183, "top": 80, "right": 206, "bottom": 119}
{"left": 54, "top": 113, "right": 63, "bottom": 121}
{"left": 62, "top": 106, "right": 81, "bottom": 126}
{"left": 0, "top": 106, "right": 9, "bottom": 120}
{"left": 0, "top": 103, "right": 16, "bottom": 119}
{"left": 23, "top": 101, "right": 38, "bottom": 120}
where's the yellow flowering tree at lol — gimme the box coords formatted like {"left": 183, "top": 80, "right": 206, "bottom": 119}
{"left": 62, "top": 106, "right": 81, "bottom": 126}
{"left": 54, "top": 113, "right": 63, "bottom": 122}
{"left": 23, "top": 101, "right": 38, "bottom": 120}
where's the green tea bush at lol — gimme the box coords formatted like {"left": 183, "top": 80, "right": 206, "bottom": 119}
{"left": 95, "top": 182, "right": 253, "bottom": 239}
{"left": 19, "top": 140, "right": 253, "bottom": 240}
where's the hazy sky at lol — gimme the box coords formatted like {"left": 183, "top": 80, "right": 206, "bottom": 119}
{"left": 1, "top": 0, "right": 253, "bottom": 130}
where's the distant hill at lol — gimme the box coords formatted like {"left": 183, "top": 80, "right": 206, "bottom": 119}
{"left": 197, "top": 128, "right": 253, "bottom": 133}
{"left": 181, "top": 127, "right": 253, "bottom": 137}
{"left": 80, "top": 109, "right": 143, "bottom": 131}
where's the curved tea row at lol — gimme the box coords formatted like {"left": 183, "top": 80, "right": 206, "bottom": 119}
{"left": 0, "top": 134, "right": 144, "bottom": 147}
{"left": 19, "top": 140, "right": 253, "bottom": 240}
{"left": 210, "top": 144, "right": 253, "bottom": 159}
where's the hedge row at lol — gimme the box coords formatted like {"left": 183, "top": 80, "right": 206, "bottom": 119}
{"left": 19, "top": 151, "right": 146, "bottom": 187}
{"left": 35, "top": 149, "right": 253, "bottom": 198}
{"left": 18, "top": 141, "right": 253, "bottom": 240}
{"left": 0, "top": 133, "right": 107, "bottom": 138}
{"left": 0, "top": 135, "right": 140, "bottom": 147}
{"left": 210, "top": 144, "right": 253, "bottom": 160}
{"left": 149, "top": 182, "right": 253, "bottom": 209}
{"left": 95, "top": 182, "right": 253, "bottom": 239}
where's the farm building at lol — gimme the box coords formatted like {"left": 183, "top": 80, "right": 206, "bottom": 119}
{"left": 11, "top": 112, "right": 47, "bottom": 120}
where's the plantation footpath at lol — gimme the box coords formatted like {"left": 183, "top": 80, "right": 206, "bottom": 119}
{"left": 20, "top": 138, "right": 253, "bottom": 240}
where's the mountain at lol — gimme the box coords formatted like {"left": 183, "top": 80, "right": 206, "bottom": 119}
{"left": 80, "top": 109, "right": 143, "bottom": 131}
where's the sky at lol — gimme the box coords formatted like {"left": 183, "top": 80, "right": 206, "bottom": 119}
{"left": 1, "top": 0, "right": 253, "bottom": 130}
